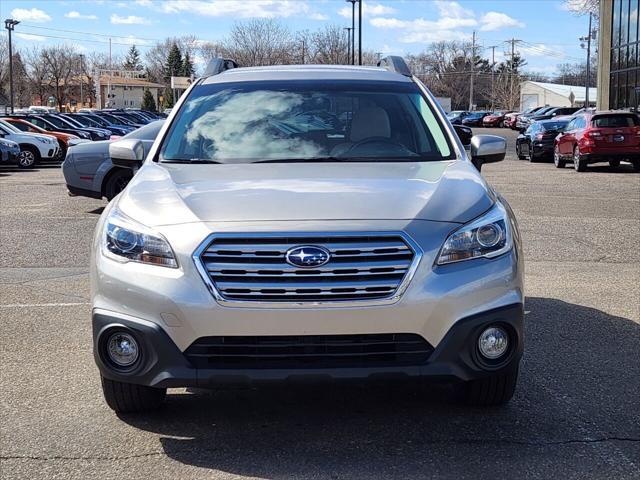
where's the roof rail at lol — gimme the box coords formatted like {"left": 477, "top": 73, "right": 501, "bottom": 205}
{"left": 377, "top": 56, "right": 412, "bottom": 77}
{"left": 203, "top": 58, "right": 238, "bottom": 77}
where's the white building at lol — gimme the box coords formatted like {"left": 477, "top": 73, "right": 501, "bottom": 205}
{"left": 519, "top": 81, "right": 597, "bottom": 111}
{"left": 97, "top": 75, "right": 164, "bottom": 109}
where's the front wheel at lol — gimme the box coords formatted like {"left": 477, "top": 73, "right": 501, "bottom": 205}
{"left": 18, "top": 147, "right": 39, "bottom": 168}
{"left": 528, "top": 144, "right": 537, "bottom": 162}
{"left": 516, "top": 143, "right": 526, "bottom": 160}
{"left": 101, "top": 376, "right": 166, "bottom": 413}
{"left": 459, "top": 367, "right": 519, "bottom": 406}
{"left": 104, "top": 169, "right": 133, "bottom": 201}
{"left": 574, "top": 146, "right": 587, "bottom": 172}
{"left": 554, "top": 146, "right": 566, "bottom": 168}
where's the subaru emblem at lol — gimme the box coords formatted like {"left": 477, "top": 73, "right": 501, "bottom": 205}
{"left": 285, "top": 246, "right": 331, "bottom": 268}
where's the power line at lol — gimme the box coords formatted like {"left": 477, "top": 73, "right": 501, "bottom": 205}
{"left": 16, "top": 30, "right": 156, "bottom": 49}
{"left": 19, "top": 23, "right": 161, "bottom": 42}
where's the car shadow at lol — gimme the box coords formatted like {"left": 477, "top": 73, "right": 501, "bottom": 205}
{"left": 88, "top": 207, "right": 105, "bottom": 215}
{"left": 118, "top": 297, "right": 639, "bottom": 478}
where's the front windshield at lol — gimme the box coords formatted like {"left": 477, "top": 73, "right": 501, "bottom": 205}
{"left": 160, "top": 80, "right": 454, "bottom": 163}
{"left": 44, "top": 116, "right": 70, "bottom": 128}
{"left": 69, "top": 115, "right": 91, "bottom": 127}
{"left": 0, "top": 119, "right": 21, "bottom": 133}
{"left": 542, "top": 121, "right": 568, "bottom": 131}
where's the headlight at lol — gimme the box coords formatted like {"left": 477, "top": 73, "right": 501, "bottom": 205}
{"left": 102, "top": 208, "right": 178, "bottom": 268}
{"left": 79, "top": 131, "right": 90, "bottom": 139}
{"left": 436, "top": 201, "right": 513, "bottom": 265}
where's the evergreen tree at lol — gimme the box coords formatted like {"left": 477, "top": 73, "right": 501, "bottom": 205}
{"left": 123, "top": 45, "right": 142, "bottom": 71}
{"left": 141, "top": 89, "right": 157, "bottom": 112}
{"left": 181, "top": 52, "right": 194, "bottom": 78}
{"left": 164, "top": 43, "right": 183, "bottom": 78}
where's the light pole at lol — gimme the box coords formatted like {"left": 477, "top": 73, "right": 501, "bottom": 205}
{"left": 346, "top": 0, "right": 356, "bottom": 65}
{"left": 344, "top": 28, "right": 352, "bottom": 65}
{"left": 358, "top": 0, "right": 362, "bottom": 65}
{"left": 4, "top": 18, "right": 20, "bottom": 114}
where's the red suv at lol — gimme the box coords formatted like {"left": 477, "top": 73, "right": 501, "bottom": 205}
{"left": 554, "top": 111, "right": 640, "bottom": 172}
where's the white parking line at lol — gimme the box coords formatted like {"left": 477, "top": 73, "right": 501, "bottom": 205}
{"left": 0, "top": 302, "right": 91, "bottom": 309}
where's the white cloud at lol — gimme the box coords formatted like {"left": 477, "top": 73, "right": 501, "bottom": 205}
{"left": 310, "top": 12, "right": 329, "bottom": 21}
{"left": 338, "top": 2, "right": 396, "bottom": 18}
{"left": 110, "top": 14, "right": 150, "bottom": 24}
{"left": 159, "top": 0, "right": 303, "bottom": 18}
{"left": 369, "top": 15, "right": 476, "bottom": 43}
{"left": 10, "top": 8, "right": 51, "bottom": 23}
{"left": 480, "top": 12, "right": 524, "bottom": 31}
{"left": 121, "top": 35, "right": 152, "bottom": 46}
{"left": 16, "top": 32, "right": 47, "bottom": 41}
{"left": 65, "top": 11, "right": 99, "bottom": 20}
{"left": 135, "top": 0, "right": 154, "bottom": 5}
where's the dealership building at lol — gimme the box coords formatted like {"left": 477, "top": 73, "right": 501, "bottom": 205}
{"left": 597, "top": 0, "right": 640, "bottom": 110}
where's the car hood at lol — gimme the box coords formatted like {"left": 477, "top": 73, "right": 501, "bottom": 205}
{"left": 12, "top": 132, "right": 55, "bottom": 142}
{"left": 117, "top": 160, "right": 495, "bottom": 227}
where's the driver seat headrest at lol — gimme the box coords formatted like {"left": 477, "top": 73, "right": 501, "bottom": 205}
{"left": 350, "top": 107, "right": 391, "bottom": 142}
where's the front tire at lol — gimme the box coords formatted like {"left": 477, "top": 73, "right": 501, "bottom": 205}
{"left": 104, "top": 169, "right": 133, "bottom": 201}
{"left": 609, "top": 159, "right": 620, "bottom": 168}
{"left": 528, "top": 144, "right": 538, "bottom": 162}
{"left": 17, "top": 146, "right": 39, "bottom": 169}
{"left": 460, "top": 367, "right": 519, "bottom": 406}
{"left": 554, "top": 146, "right": 566, "bottom": 168}
{"left": 101, "top": 376, "right": 166, "bottom": 413}
{"left": 516, "top": 143, "right": 526, "bottom": 160}
{"left": 632, "top": 160, "right": 640, "bottom": 172}
{"left": 574, "top": 146, "right": 587, "bottom": 172}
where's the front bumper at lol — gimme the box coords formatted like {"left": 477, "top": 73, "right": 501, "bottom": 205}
{"left": 93, "top": 303, "right": 524, "bottom": 388}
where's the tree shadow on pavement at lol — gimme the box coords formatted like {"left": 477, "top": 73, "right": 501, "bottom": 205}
{"left": 120, "top": 297, "right": 640, "bottom": 479}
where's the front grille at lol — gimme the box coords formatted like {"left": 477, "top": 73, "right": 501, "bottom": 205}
{"left": 197, "top": 233, "right": 417, "bottom": 303}
{"left": 184, "top": 334, "right": 434, "bottom": 369}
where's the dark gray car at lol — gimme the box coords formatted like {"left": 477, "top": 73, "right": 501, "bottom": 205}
{"left": 63, "top": 120, "right": 164, "bottom": 200}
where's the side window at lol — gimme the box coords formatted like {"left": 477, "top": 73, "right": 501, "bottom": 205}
{"left": 566, "top": 119, "right": 576, "bottom": 131}
{"left": 576, "top": 117, "right": 586, "bottom": 129}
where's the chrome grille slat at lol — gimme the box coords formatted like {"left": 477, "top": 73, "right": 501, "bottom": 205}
{"left": 197, "top": 233, "right": 417, "bottom": 303}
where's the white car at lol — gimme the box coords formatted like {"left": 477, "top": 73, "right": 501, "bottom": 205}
{"left": 0, "top": 119, "right": 60, "bottom": 168}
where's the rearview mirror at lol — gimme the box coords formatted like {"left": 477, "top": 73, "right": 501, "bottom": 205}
{"left": 470, "top": 135, "right": 506, "bottom": 172}
{"left": 109, "top": 139, "right": 145, "bottom": 170}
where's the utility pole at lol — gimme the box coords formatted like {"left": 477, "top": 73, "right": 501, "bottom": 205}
{"left": 489, "top": 45, "right": 497, "bottom": 111}
{"left": 469, "top": 31, "right": 476, "bottom": 111}
{"left": 580, "top": 12, "right": 594, "bottom": 108}
{"left": 507, "top": 38, "right": 518, "bottom": 110}
{"left": 79, "top": 54, "right": 85, "bottom": 108}
{"left": 344, "top": 28, "right": 352, "bottom": 64}
{"left": 4, "top": 19, "right": 20, "bottom": 114}
{"left": 107, "top": 37, "right": 112, "bottom": 108}
{"left": 358, "top": 0, "right": 362, "bottom": 65}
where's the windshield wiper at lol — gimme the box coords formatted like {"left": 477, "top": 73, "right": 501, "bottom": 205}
{"left": 160, "top": 158, "right": 221, "bottom": 164}
{"left": 253, "top": 157, "right": 346, "bottom": 164}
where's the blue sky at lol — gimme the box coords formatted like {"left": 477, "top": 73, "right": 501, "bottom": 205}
{"left": 1, "top": 0, "right": 591, "bottom": 75}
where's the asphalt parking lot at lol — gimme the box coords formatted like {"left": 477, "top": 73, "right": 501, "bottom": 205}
{"left": 1, "top": 127, "right": 639, "bottom": 479}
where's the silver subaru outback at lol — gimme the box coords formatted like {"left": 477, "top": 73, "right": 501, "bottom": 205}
{"left": 91, "top": 57, "right": 523, "bottom": 413}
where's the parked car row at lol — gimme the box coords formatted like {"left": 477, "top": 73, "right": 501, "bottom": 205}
{"left": 447, "top": 110, "right": 515, "bottom": 128}
{"left": 0, "top": 109, "right": 164, "bottom": 168}
{"left": 515, "top": 111, "right": 640, "bottom": 172}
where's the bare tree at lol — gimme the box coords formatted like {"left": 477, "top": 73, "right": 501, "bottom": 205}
{"left": 309, "top": 25, "right": 349, "bottom": 65}
{"left": 564, "top": 0, "right": 599, "bottom": 16}
{"left": 220, "top": 19, "right": 293, "bottom": 66}
{"left": 41, "top": 45, "right": 79, "bottom": 110}
{"left": 23, "top": 47, "right": 50, "bottom": 106}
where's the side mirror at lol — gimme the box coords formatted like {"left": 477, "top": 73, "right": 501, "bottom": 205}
{"left": 109, "top": 139, "right": 145, "bottom": 169}
{"left": 470, "top": 135, "right": 506, "bottom": 172}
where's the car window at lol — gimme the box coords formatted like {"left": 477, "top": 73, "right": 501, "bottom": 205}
{"left": 8, "top": 121, "right": 29, "bottom": 132}
{"left": 542, "top": 121, "right": 568, "bottom": 131}
{"left": 0, "top": 119, "right": 20, "bottom": 133}
{"left": 123, "top": 120, "right": 164, "bottom": 140}
{"left": 592, "top": 114, "right": 639, "bottom": 127}
{"left": 160, "top": 81, "right": 455, "bottom": 163}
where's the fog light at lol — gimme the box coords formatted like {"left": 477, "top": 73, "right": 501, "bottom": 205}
{"left": 478, "top": 326, "right": 509, "bottom": 359}
{"left": 107, "top": 332, "right": 139, "bottom": 367}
